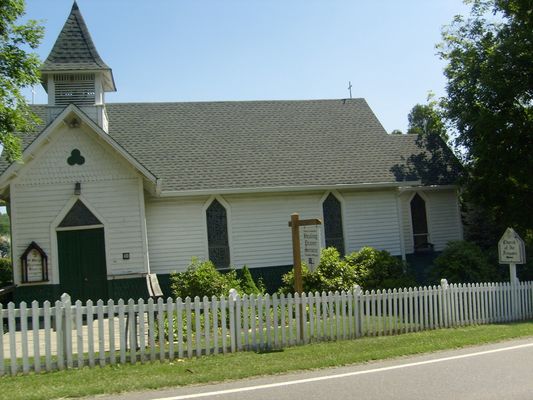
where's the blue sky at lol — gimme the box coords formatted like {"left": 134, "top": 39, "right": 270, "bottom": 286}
{"left": 23, "top": 0, "right": 470, "bottom": 133}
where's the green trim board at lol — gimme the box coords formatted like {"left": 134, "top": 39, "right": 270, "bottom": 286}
{"left": 107, "top": 277, "right": 149, "bottom": 301}
{"left": 11, "top": 278, "right": 150, "bottom": 305}
{"left": 12, "top": 284, "right": 61, "bottom": 306}
{"left": 9, "top": 256, "right": 440, "bottom": 304}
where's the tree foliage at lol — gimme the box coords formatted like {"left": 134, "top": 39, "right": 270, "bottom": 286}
{"left": 0, "top": 0, "right": 43, "bottom": 161}
{"left": 431, "top": 240, "right": 500, "bottom": 283}
{"left": 407, "top": 97, "right": 449, "bottom": 142}
{"left": 0, "top": 213, "right": 9, "bottom": 236}
{"left": 0, "top": 258, "right": 12, "bottom": 286}
{"left": 438, "top": 0, "right": 533, "bottom": 234}
{"left": 0, "top": 237, "right": 9, "bottom": 258}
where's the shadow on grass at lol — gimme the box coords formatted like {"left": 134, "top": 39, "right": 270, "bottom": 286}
{"left": 255, "top": 348, "right": 284, "bottom": 355}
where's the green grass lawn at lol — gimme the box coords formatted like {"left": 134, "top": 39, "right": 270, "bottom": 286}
{"left": 1, "top": 321, "right": 532, "bottom": 400}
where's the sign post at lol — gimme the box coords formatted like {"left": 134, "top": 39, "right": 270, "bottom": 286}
{"left": 288, "top": 213, "right": 322, "bottom": 293}
{"left": 498, "top": 227, "right": 526, "bottom": 318}
{"left": 289, "top": 213, "right": 322, "bottom": 341}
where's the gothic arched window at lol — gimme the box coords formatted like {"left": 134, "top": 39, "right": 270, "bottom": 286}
{"left": 322, "top": 193, "right": 345, "bottom": 255}
{"left": 206, "top": 199, "right": 230, "bottom": 268}
{"left": 410, "top": 193, "right": 430, "bottom": 251}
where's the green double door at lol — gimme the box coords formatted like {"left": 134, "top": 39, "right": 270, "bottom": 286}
{"left": 58, "top": 228, "right": 108, "bottom": 302}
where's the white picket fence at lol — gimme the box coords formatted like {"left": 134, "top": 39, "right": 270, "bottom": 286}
{"left": 1, "top": 280, "right": 533, "bottom": 375}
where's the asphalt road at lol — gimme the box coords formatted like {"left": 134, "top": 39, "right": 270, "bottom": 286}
{"left": 98, "top": 338, "right": 533, "bottom": 400}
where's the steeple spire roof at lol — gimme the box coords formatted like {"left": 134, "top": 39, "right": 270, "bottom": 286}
{"left": 41, "top": 1, "right": 116, "bottom": 91}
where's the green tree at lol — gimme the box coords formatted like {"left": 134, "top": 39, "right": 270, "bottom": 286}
{"left": 0, "top": 237, "right": 9, "bottom": 258}
{"left": 431, "top": 241, "right": 500, "bottom": 283}
{"left": 0, "top": 213, "right": 9, "bottom": 236}
{"left": 406, "top": 98, "right": 449, "bottom": 142}
{"left": 0, "top": 258, "right": 12, "bottom": 286}
{"left": 438, "top": 0, "right": 533, "bottom": 235}
{"left": 1, "top": 0, "right": 44, "bottom": 161}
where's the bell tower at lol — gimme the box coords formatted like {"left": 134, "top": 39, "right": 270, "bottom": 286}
{"left": 40, "top": 1, "right": 116, "bottom": 131}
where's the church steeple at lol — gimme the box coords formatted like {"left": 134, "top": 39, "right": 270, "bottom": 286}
{"left": 41, "top": 2, "right": 116, "bottom": 130}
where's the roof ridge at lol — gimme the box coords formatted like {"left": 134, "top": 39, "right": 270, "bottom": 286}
{"left": 105, "top": 98, "right": 366, "bottom": 106}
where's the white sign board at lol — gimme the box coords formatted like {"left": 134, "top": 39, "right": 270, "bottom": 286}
{"left": 26, "top": 248, "right": 44, "bottom": 282}
{"left": 301, "top": 225, "right": 321, "bottom": 271}
{"left": 498, "top": 228, "right": 526, "bottom": 264}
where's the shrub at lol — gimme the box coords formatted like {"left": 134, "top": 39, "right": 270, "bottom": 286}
{"left": 346, "top": 246, "right": 414, "bottom": 290}
{"left": 279, "top": 262, "right": 316, "bottom": 294}
{"left": 431, "top": 240, "right": 499, "bottom": 283}
{"left": 170, "top": 258, "right": 242, "bottom": 299}
{"left": 0, "top": 258, "right": 12, "bottom": 287}
{"left": 239, "top": 266, "right": 265, "bottom": 295}
{"left": 279, "top": 246, "right": 412, "bottom": 294}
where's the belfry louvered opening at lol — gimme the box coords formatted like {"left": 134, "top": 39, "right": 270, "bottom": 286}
{"left": 54, "top": 73, "right": 96, "bottom": 106}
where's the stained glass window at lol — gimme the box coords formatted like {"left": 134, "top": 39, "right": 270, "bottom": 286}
{"left": 206, "top": 199, "right": 230, "bottom": 268}
{"left": 323, "top": 193, "right": 345, "bottom": 255}
{"left": 410, "top": 193, "right": 430, "bottom": 251}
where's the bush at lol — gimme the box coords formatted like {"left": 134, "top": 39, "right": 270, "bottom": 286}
{"left": 170, "top": 258, "right": 242, "bottom": 299}
{"left": 0, "top": 258, "right": 12, "bottom": 287}
{"left": 239, "top": 266, "right": 265, "bottom": 295}
{"left": 279, "top": 246, "right": 413, "bottom": 294}
{"left": 431, "top": 240, "right": 499, "bottom": 283}
{"left": 170, "top": 259, "right": 266, "bottom": 299}
{"left": 347, "top": 247, "right": 414, "bottom": 290}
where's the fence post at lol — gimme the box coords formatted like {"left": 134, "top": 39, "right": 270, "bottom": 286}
{"left": 440, "top": 279, "right": 450, "bottom": 327}
{"left": 511, "top": 271, "right": 519, "bottom": 320}
{"left": 229, "top": 289, "right": 238, "bottom": 353}
{"left": 60, "top": 293, "right": 72, "bottom": 368}
{"left": 353, "top": 285, "right": 362, "bottom": 337}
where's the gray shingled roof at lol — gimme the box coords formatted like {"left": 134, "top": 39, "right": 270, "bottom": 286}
{"left": 0, "top": 99, "right": 460, "bottom": 192}
{"left": 40, "top": 2, "right": 112, "bottom": 73}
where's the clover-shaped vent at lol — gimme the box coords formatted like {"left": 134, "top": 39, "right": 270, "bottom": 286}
{"left": 67, "top": 149, "right": 85, "bottom": 166}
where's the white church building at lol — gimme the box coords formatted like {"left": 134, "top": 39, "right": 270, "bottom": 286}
{"left": 0, "top": 3, "right": 463, "bottom": 303}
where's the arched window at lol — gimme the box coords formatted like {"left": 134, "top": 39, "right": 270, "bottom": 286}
{"left": 206, "top": 199, "right": 230, "bottom": 268}
{"left": 322, "top": 193, "right": 345, "bottom": 255}
{"left": 410, "top": 193, "right": 430, "bottom": 251}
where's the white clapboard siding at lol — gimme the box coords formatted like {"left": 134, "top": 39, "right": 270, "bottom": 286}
{"left": 147, "top": 188, "right": 449, "bottom": 275}
{"left": 1, "top": 281, "right": 532, "bottom": 375}
{"left": 13, "top": 178, "right": 145, "bottom": 280}
{"left": 145, "top": 197, "right": 209, "bottom": 274}
{"left": 343, "top": 191, "right": 402, "bottom": 255}
{"left": 424, "top": 191, "right": 463, "bottom": 251}
{"left": 11, "top": 125, "right": 148, "bottom": 283}
{"left": 228, "top": 192, "right": 322, "bottom": 268}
